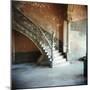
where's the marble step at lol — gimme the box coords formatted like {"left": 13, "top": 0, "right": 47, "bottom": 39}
{"left": 52, "top": 61, "right": 69, "bottom": 67}
{"left": 47, "top": 51, "right": 62, "bottom": 57}
{"left": 48, "top": 53, "right": 61, "bottom": 58}
{"left": 53, "top": 53, "right": 62, "bottom": 58}
{"left": 40, "top": 43, "right": 56, "bottom": 48}
{"left": 44, "top": 47, "right": 55, "bottom": 51}
{"left": 53, "top": 58, "right": 66, "bottom": 64}
{"left": 45, "top": 50, "right": 58, "bottom": 54}
{"left": 53, "top": 50, "right": 59, "bottom": 54}
{"left": 48, "top": 54, "right": 63, "bottom": 59}
{"left": 54, "top": 56, "right": 63, "bottom": 60}
{"left": 46, "top": 50, "right": 59, "bottom": 54}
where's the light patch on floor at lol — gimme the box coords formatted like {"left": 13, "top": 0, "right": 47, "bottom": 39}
{"left": 12, "top": 61, "right": 87, "bottom": 89}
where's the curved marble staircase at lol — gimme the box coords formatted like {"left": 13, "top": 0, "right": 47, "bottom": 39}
{"left": 40, "top": 43, "right": 67, "bottom": 67}
{"left": 12, "top": 6, "right": 68, "bottom": 67}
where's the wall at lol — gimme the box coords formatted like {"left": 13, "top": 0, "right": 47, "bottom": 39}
{"left": 12, "top": 30, "right": 41, "bottom": 63}
{"left": 12, "top": 30, "right": 39, "bottom": 52}
{"left": 67, "top": 5, "right": 87, "bottom": 61}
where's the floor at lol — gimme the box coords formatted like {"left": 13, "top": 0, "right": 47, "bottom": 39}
{"left": 12, "top": 61, "right": 87, "bottom": 89}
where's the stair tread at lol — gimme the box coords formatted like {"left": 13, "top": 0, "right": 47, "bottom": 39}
{"left": 54, "top": 56, "right": 63, "bottom": 60}
{"left": 44, "top": 48, "right": 55, "bottom": 51}
{"left": 47, "top": 52, "right": 62, "bottom": 58}
{"left": 52, "top": 62, "right": 69, "bottom": 67}
{"left": 39, "top": 42, "right": 67, "bottom": 67}
{"left": 53, "top": 50, "right": 59, "bottom": 53}
{"left": 47, "top": 51, "right": 59, "bottom": 55}
{"left": 48, "top": 54, "right": 60, "bottom": 58}
{"left": 53, "top": 59, "right": 66, "bottom": 64}
{"left": 53, "top": 58, "right": 66, "bottom": 61}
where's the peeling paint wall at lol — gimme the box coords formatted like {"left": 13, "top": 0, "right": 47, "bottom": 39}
{"left": 67, "top": 5, "right": 87, "bottom": 61}
{"left": 67, "top": 19, "right": 87, "bottom": 61}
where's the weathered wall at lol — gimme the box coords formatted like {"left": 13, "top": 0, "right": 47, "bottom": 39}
{"left": 67, "top": 5, "right": 87, "bottom": 61}
{"left": 68, "top": 5, "right": 87, "bottom": 21}
{"left": 14, "top": 1, "right": 67, "bottom": 42}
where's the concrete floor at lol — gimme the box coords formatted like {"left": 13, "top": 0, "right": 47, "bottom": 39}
{"left": 12, "top": 61, "right": 87, "bottom": 89}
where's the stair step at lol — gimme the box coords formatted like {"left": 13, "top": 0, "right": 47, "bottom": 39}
{"left": 40, "top": 41, "right": 42, "bottom": 45}
{"left": 54, "top": 58, "right": 66, "bottom": 63}
{"left": 53, "top": 53, "right": 62, "bottom": 57}
{"left": 43, "top": 46, "right": 49, "bottom": 49}
{"left": 53, "top": 43, "right": 56, "bottom": 46}
{"left": 52, "top": 61, "right": 69, "bottom": 67}
{"left": 53, "top": 50, "right": 59, "bottom": 54}
{"left": 47, "top": 54, "right": 62, "bottom": 59}
{"left": 48, "top": 53, "right": 60, "bottom": 58}
{"left": 43, "top": 46, "right": 55, "bottom": 50}
{"left": 45, "top": 49, "right": 51, "bottom": 53}
{"left": 46, "top": 51, "right": 58, "bottom": 56}
{"left": 46, "top": 51, "right": 60, "bottom": 56}
{"left": 53, "top": 58, "right": 66, "bottom": 64}
{"left": 53, "top": 52, "right": 62, "bottom": 56}
{"left": 45, "top": 48, "right": 56, "bottom": 51}
{"left": 44, "top": 48, "right": 51, "bottom": 52}
{"left": 47, "top": 52, "right": 62, "bottom": 58}
{"left": 41, "top": 44, "right": 48, "bottom": 48}
{"left": 54, "top": 56, "right": 63, "bottom": 60}
{"left": 46, "top": 53, "right": 51, "bottom": 56}
{"left": 41, "top": 44, "right": 45, "bottom": 47}
{"left": 53, "top": 58, "right": 65, "bottom": 63}
{"left": 39, "top": 42, "right": 67, "bottom": 68}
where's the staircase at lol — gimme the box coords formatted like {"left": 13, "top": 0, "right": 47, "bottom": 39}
{"left": 40, "top": 42, "right": 67, "bottom": 67}
{"left": 12, "top": 6, "right": 68, "bottom": 68}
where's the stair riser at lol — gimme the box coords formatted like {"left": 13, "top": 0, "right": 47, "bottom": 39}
{"left": 40, "top": 42, "right": 66, "bottom": 67}
{"left": 52, "top": 62, "right": 69, "bottom": 67}
{"left": 53, "top": 59, "right": 66, "bottom": 64}
{"left": 48, "top": 56, "right": 63, "bottom": 60}
{"left": 47, "top": 51, "right": 60, "bottom": 55}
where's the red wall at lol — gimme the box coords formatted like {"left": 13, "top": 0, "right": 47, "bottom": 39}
{"left": 68, "top": 5, "right": 87, "bottom": 21}
{"left": 12, "top": 30, "right": 39, "bottom": 53}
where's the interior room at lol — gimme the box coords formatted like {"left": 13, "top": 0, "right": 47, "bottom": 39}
{"left": 12, "top": 1, "right": 88, "bottom": 89}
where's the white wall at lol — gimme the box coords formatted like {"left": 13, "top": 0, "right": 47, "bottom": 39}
{"left": 67, "top": 19, "right": 87, "bottom": 61}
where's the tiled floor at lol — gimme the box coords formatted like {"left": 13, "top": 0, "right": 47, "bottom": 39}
{"left": 12, "top": 61, "right": 87, "bottom": 89}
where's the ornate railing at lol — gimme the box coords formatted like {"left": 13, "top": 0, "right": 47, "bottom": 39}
{"left": 12, "top": 6, "right": 54, "bottom": 66}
